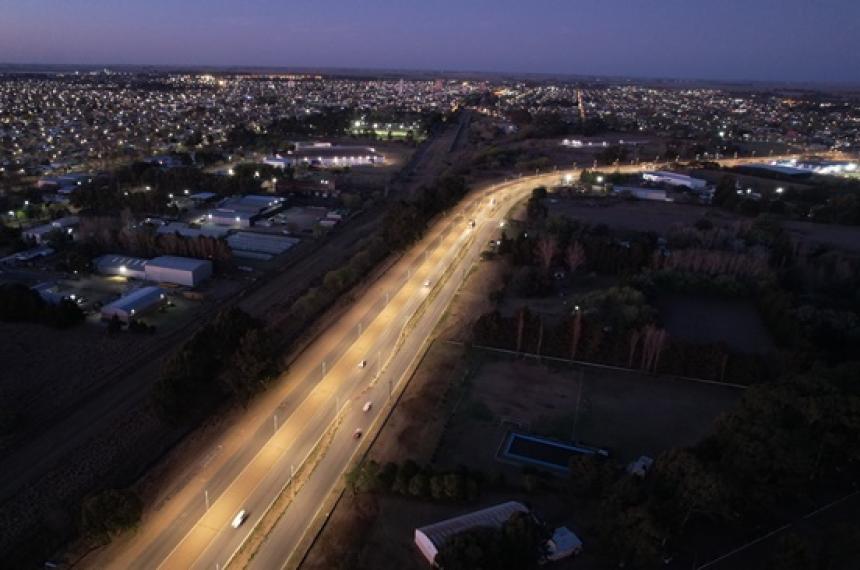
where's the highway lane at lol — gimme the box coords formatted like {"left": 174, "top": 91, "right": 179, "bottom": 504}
{"left": 103, "top": 156, "right": 799, "bottom": 570}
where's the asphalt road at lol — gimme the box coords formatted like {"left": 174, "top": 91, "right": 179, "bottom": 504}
{"left": 101, "top": 157, "right": 799, "bottom": 570}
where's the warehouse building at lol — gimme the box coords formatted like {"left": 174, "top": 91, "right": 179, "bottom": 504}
{"left": 22, "top": 216, "right": 79, "bottom": 244}
{"left": 94, "top": 254, "right": 212, "bottom": 287}
{"left": 100, "top": 286, "right": 166, "bottom": 322}
{"left": 207, "top": 195, "right": 285, "bottom": 228}
{"left": 612, "top": 186, "right": 671, "bottom": 202}
{"left": 414, "top": 501, "right": 529, "bottom": 565}
{"left": 144, "top": 256, "right": 212, "bottom": 287}
{"left": 642, "top": 171, "right": 708, "bottom": 189}
{"left": 94, "top": 254, "right": 148, "bottom": 280}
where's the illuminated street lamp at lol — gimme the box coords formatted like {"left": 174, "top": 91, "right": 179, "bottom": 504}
{"left": 776, "top": 187, "right": 785, "bottom": 194}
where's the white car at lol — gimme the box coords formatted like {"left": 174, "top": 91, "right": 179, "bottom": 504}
{"left": 362, "top": 401, "right": 373, "bottom": 412}
{"left": 423, "top": 279, "right": 431, "bottom": 287}
{"left": 231, "top": 509, "right": 247, "bottom": 529}
{"left": 358, "top": 360, "right": 367, "bottom": 368}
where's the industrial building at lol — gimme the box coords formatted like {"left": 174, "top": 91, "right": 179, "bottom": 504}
{"left": 264, "top": 144, "right": 384, "bottom": 169}
{"left": 94, "top": 254, "right": 149, "bottom": 280}
{"left": 642, "top": 171, "right": 708, "bottom": 189}
{"left": 207, "top": 195, "right": 284, "bottom": 228}
{"left": 100, "top": 286, "right": 166, "bottom": 322}
{"left": 414, "top": 501, "right": 529, "bottom": 565}
{"left": 612, "top": 186, "right": 671, "bottom": 202}
{"left": 22, "top": 216, "right": 79, "bottom": 244}
{"left": 770, "top": 158, "right": 858, "bottom": 175}
{"left": 144, "top": 256, "right": 212, "bottom": 287}
{"left": 94, "top": 254, "right": 212, "bottom": 287}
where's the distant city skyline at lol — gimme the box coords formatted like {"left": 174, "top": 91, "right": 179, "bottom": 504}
{"left": 1, "top": 0, "right": 859, "bottom": 84}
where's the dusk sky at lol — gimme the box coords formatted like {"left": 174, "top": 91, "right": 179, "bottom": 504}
{"left": 2, "top": 0, "right": 859, "bottom": 83}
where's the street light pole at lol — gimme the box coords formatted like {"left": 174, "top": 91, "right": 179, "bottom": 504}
{"left": 204, "top": 489, "right": 210, "bottom": 510}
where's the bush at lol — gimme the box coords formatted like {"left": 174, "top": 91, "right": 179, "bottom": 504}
{"left": 80, "top": 489, "right": 142, "bottom": 543}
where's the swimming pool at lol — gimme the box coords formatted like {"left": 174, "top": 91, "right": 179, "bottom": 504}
{"left": 500, "top": 432, "right": 608, "bottom": 472}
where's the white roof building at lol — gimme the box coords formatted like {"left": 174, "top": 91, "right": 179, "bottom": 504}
{"left": 414, "top": 501, "right": 529, "bottom": 565}
{"left": 100, "top": 286, "right": 166, "bottom": 322}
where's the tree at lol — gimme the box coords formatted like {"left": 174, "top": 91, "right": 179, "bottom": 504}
{"left": 408, "top": 472, "right": 430, "bottom": 497}
{"left": 222, "top": 328, "right": 279, "bottom": 403}
{"left": 535, "top": 236, "right": 557, "bottom": 273}
{"left": 566, "top": 241, "right": 586, "bottom": 273}
{"left": 80, "top": 488, "right": 143, "bottom": 543}
{"left": 434, "top": 511, "right": 546, "bottom": 570}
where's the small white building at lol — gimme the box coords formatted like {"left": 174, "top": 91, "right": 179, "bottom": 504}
{"left": 545, "top": 526, "right": 583, "bottom": 561}
{"left": 144, "top": 256, "right": 213, "bottom": 287}
{"left": 100, "top": 286, "right": 166, "bottom": 322}
{"left": 414, "top": 501, "right": 529, "bottom": 565}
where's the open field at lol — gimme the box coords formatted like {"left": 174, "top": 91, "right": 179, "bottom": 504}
{"left": 783, "top": 220, "right": 860, "bottom": 254}
{"left": 546, "top": 198, "right": 729, "bottom": 234}
{"left": 438, "top": 354, "right": 743, "bottom": 470}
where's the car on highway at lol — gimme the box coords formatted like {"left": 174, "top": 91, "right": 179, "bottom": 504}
{"left": 353, "top": 428, "right": 363, "bottom": 439}
{"left": 468, "top": 219, "right": 476, "bottom": 228}
{"left": 358, "top": 359, "right": 367, "bottom": 368}
{"left": 362, "top": 401, "right": 373, "bottom": 412}
{"left": 231, "top": 509, "right": 248, "bottom": 529}
{"left": 423, "top": 279, "right": 431, "bottom": 287}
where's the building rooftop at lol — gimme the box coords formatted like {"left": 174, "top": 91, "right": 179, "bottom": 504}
{"left": 147, "top": 255, "right": 211, "bottom": 271}
{"left": 416, "top": 501, "right": 529, "bottom": 551}
{"left": 102, "top": 286, "right": 164, "bottom": 312}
